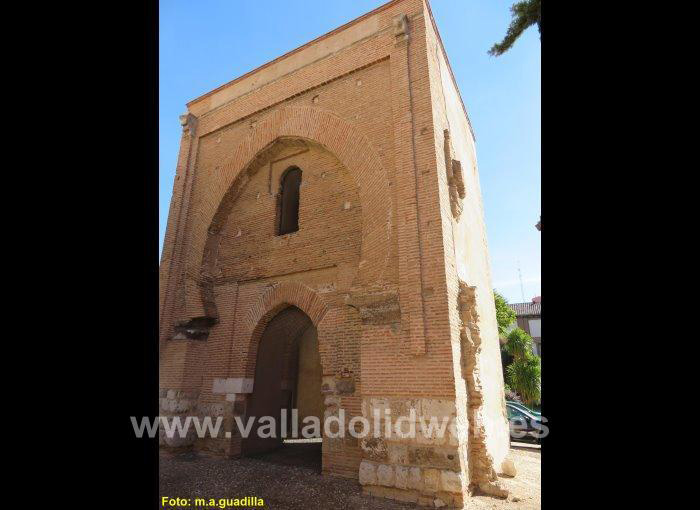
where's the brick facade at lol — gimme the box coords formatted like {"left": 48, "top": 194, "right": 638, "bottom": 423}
{"left": 159, "top": 1, "right": 511, "bottom": 507}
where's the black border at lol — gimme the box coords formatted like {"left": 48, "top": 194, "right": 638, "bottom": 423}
{"left": 46, "top": 0, "right": 161, "bottom": 506}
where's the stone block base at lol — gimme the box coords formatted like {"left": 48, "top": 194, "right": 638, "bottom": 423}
{"left": 362, "top": 486, "right": 463, "bottom": 508}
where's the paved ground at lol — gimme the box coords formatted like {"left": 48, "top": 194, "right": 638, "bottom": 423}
{"left": 159, "top": 442, "right": 540, "bottom": 509}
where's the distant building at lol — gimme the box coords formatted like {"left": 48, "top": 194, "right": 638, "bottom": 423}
{"left": 508, "top": 297, "right": 541, "bottom": 356}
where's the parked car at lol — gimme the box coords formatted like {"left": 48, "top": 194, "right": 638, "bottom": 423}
{"left": 506, "top": 403, "right": 543, "bottom": 444}
{"left": 506, "top": 400, "right": 541, "bottom": 416}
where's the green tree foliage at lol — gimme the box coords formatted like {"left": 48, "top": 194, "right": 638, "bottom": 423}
{"left": 494, "top": 290, "right": 516, "bottom": 336}
{"left": 506, "top": 354, "right": 541, "bottom": 407}
{"left": 493, "top": 291, "right": 541, "bottom": 405}
{"left": 503, "top": 327, "right": 532, "bottom": 359}
{"left": 489, "top": 0, "right": 541, "bottom": 57}
{"left": 502, "top": 327, "right": 541, "bottom": 406}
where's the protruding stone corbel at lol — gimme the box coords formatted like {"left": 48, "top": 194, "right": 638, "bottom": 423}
{"left": 179, "top": 112, "right": 198, "bottom": 136}
{"left": 393, "top": 14, "right": 409, "bottom": 44}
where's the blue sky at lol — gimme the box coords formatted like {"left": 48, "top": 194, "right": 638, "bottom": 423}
{"left": 159, "top": 0, "right": 540, "bottom": 304}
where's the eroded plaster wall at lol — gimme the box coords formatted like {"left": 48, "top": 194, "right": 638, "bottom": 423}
{"left": 422, "top": 1, "right": 510, "bottom": 491}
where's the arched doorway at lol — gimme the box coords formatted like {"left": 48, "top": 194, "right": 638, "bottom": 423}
{"left": 243, "top": 305, "right": 324, "bottom": 470}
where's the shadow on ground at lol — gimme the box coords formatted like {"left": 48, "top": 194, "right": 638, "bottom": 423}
{"left": 160, "top": 443, "right": 541, "bottom": 510}
{"left": 160, "top": 442, "right": 415, "bottom": 510}
{"left": 247, "top": 442, "right": 322, "bottom": 472}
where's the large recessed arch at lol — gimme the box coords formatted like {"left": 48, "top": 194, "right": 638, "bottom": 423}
{"left": 185, "top": 106, "right": 392, "bottom": 321}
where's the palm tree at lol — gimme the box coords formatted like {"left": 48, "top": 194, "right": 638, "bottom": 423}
{"left": 506, "top": 355, "right": 541, "bottom": 407}
{"left": 489, "top": 0, "right": 541, "bottom": 56}
{"left": 503, "top": 328, "right": 541, "bottom": 407}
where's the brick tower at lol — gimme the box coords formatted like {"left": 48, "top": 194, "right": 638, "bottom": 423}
{"left": 159, "top": 0, "right": 513, "bottom": 507}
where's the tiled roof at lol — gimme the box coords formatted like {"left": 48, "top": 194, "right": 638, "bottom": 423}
{"left": 508, "top": 302, "right": 541, "bottom": 317}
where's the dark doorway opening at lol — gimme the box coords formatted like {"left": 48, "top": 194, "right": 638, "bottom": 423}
{"left": 243, "top": 306, "right": 323, "bottom": 472}
{"left": 249, "top": 439, "right": 322, "bottom": 471}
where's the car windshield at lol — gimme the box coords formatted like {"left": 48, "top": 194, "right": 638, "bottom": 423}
{"left": 507, "top": 401, "right": 540, "bottom": 415}
{"left": 507, "top": 403, "right": 538, "bottom": 420}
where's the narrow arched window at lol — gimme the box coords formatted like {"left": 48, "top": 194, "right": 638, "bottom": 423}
{"left": 278, "top": 167, "right": 301, "bottom": 235}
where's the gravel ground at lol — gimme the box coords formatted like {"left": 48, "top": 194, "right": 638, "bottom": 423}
{"left": 159, "top": 442, "right": 540, "bottom": 509}
{"left": 469, "top": 444, "right": 541, "bottom": 510}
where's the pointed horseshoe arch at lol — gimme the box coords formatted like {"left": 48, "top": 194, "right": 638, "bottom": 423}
{"left": 240, "top": 282, "right": 330, "bottom": 378}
